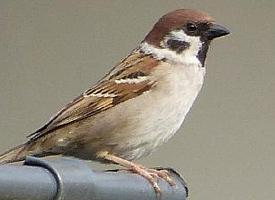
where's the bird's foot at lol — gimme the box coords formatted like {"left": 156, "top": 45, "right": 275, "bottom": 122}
{"left": 98, "top": 152, "right": 176, "bottom": 196}
{"left": 128, "top": 164, "right": 176, "bottom": 195}
{"left": 129, "top": 164, "right": 162, "bottom": 194}
{"left": 146, "top": 168, "right": 176, "bottom": 186}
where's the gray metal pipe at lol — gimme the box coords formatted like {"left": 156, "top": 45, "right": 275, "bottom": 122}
{"left": 0, "top": 156, "right": 188, "bottom": 200}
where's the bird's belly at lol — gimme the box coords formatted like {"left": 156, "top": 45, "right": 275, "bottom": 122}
{"left": 77, "top": 64, "right": 205, "bottom": 161}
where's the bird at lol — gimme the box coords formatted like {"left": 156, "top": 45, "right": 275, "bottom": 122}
{"left": 0, "top": 9, "right": 229, "bottom": 193}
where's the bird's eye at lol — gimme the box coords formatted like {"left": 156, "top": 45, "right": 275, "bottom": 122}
{"left": 186, "top": 23, "right": 197, "bottom": 32}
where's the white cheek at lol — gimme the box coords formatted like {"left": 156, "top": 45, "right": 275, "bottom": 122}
{"left": 140, "top": 30, "right": 202, "bottom": 66}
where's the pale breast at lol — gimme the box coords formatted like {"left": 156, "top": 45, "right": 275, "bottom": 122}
{"left": 128, "top": 62, "right": 205, "bottom": 158}
{"left": 75, "top": 62, "right": 205, "bottom": 161}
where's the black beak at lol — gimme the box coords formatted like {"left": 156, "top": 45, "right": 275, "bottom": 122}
{"left": 206, "top": 24, "right": 230, "bottom": 40}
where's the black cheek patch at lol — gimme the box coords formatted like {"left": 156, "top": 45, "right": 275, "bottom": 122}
{"left": 166, "top": 39, "right": 190, "bottom": 54}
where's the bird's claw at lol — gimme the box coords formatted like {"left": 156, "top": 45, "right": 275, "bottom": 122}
{"left": 127, "top": 165, "right": 175, "bottom": 197}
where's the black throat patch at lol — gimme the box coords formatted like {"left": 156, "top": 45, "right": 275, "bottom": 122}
{"left": 197, "top": 41, "right": 210, "bottom": 67}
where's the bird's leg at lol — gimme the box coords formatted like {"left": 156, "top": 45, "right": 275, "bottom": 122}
{"left": 99, "top": 152, "right": 161, "bottom": 194}
{"left": 97, "top": 152, "right": 175, "bottom": 196}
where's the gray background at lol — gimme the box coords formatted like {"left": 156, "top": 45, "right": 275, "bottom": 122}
{"left": 0, "top": 0, "right": 274, "bottom": 199}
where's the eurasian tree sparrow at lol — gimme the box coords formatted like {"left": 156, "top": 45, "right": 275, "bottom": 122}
{"left": 0, "top": 9, "right": 229, "bottom": 193}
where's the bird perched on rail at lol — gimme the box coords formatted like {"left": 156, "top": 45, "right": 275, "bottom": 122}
{"left": 0, "top": 9, "right": 229, "bottom": 193}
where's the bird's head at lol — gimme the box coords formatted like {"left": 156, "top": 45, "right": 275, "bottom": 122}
{"left": 143, "top": 9, "right": 230, "bottom": 65}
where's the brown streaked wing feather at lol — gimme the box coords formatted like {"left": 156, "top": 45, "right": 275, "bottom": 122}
{"left": 27, "top": 52, "right": 159, "bottom": 140}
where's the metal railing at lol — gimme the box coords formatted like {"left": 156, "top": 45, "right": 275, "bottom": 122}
{"left": 0, "top": 156, "right": 188, "bottom": 200}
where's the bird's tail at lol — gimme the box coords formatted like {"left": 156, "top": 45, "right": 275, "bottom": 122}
{"left": 0, "top": 143, "right": 30, "bottom": 164}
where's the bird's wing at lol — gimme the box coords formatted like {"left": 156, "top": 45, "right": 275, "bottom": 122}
{"left": 27, "top": 52, "right": 159, "bottom": 140}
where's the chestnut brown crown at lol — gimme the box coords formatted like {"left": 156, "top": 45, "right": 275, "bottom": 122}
{"left": 144, "top": 9, "right": 229, "bottom": 47}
